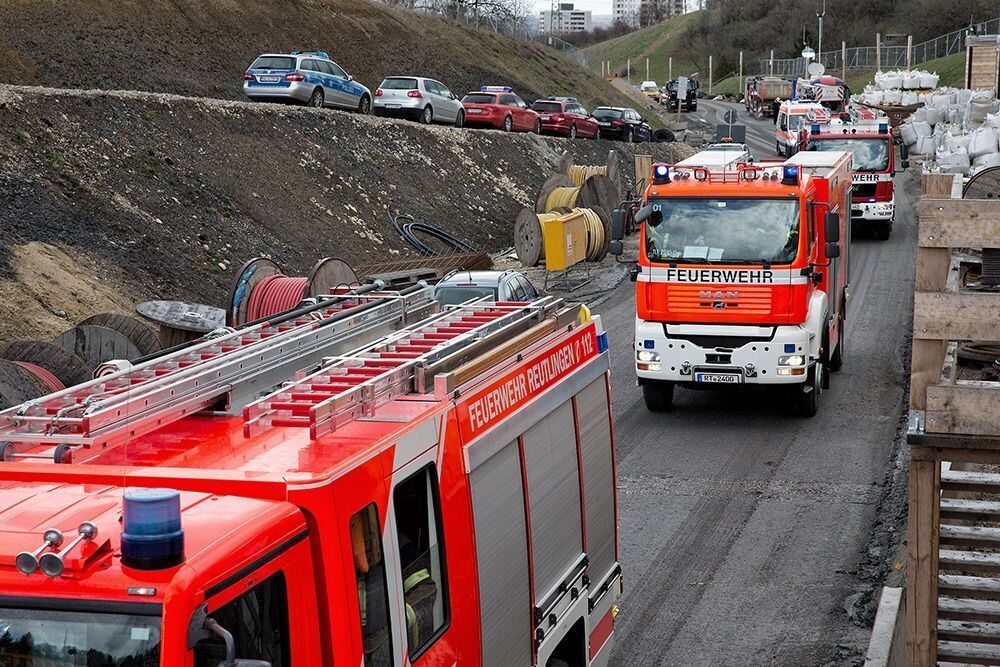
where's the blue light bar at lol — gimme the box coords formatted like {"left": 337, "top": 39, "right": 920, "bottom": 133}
{"left": 878, "top": 123, "right": 888, "bottom": 134}
{"left": 811, "top": 124, "right": 821, "bottom": 133}
{"left": 483, "top": 86, "right": 513, "bottom": 93}
{"left": 784, "top": 344, "right": 795, "bottom": 353}
{"left": 548, "top": 96, "right": 578, "bottom": 102}
{"left": 121, "top": 488, "right": 185, "bottom": 570}
{"left": 781, "top": 165, "right": 800, "bottom": 186}
{"left": 652, "top": 164, "right": 671, "bottom": 184}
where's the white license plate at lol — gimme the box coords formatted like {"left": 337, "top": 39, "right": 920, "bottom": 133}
{"left": 468, "top": 108, "right": 482, "bottom": 114}
{"left": 540, "top": 115, "right": 551, "bottom": 120}
{"left": 386, "top": 104, "right": 401, "bottom": 109}
{"left": 258, "top": 75, "right": 279, "bottom": 83}
{"left": 694, "top": 373, "right": 742, "bottom": 384}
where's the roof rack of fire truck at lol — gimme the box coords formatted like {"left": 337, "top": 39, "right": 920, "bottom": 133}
{"left": 244, "top": 296, "right": 580, "bottom": 440}
{"left": 0, "top": 283, "right": 436, "bottom": 463}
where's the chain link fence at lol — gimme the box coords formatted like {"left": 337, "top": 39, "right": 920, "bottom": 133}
{"left": 757, "top": 17, "right": 1000, "bottom": 77}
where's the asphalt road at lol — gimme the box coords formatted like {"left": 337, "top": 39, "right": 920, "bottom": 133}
{"left": 600, "top": 101, "right": 914, "bottom": 666}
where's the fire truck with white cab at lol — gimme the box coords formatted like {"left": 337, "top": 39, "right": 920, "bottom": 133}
{"left": 0, "top": 283, "right": 621, "bottom": 667}
{"left": 609, "top": 150, "right": 852, "bottom": 416}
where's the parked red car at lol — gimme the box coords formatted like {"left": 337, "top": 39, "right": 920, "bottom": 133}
{"left": 531, "top": 97, "right": 600, "bottom": 139}
{"left": 461, "top": 86, "right": 540, "bottom": 133}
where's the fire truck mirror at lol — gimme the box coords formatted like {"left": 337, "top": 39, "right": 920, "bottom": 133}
{"left": 825, "top": 242, "right": 841, "bottom": 259}
{"left": 824, "top": 212, "right": 840, "bottom": 243}
{"left": 611, "top": 209, "right": 626, "bottom": 241}
{"left": 635, "top": 203, "right": 662, "bottom": 228}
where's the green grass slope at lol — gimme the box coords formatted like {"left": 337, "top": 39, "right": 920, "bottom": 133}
{"left": 582, "top": 12, "right": 700, "bottom": 85}
{"left": 0, "top": 0, "right": 646, "bottom": 122}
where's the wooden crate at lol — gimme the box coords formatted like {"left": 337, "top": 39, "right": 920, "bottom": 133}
{"left": 910, "top": 175, "right": 1000, "bottom": 437}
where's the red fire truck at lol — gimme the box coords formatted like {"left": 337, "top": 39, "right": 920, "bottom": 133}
{"left": 0, "top": 285, "right": 620, "bottom": 666}
{"left": 609, "top": 150, "right": 852, "bottom": 416}
{"left": 804, "top": 115, "right": 905, "bottom": 240}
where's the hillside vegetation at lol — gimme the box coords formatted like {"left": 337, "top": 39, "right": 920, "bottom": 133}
{"left": 0, "top": 0, "right": 652, "bottom": 122}
{"left": 582, "top": 12, "right": 700, "bottom": 84}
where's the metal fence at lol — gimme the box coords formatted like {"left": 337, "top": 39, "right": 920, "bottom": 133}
{"left": 758, "top": 17, "right": 1000, "bottom": 77}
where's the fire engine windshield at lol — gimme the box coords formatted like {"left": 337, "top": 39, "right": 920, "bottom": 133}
{"left": 807, "top": 137, "right": 890, "bottom": 172}
{"left": 0, "top": 606, "right": 161, "bottom": 665}
{"left": 645, "top": 198, "right": 801, "bottom": 265}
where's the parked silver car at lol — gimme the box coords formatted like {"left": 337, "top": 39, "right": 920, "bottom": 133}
{"left": 433, "top": 270, "right": 540, "bottom": 306}
{"left": 373, "top": 76, "right": 465, "bottom": 126}
{"left": 243, "top": 51, "right": 372, "bottom": 113}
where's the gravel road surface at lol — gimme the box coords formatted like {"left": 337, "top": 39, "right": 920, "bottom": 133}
{"left": 599, "top": 101, "right": 914, "bottom": 666}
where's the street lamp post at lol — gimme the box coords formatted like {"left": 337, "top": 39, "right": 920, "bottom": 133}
{"left": 817, "top": 0, "right": 826, "bottom": 65}
{"left": 801, "top": 45, "right": 815, "bottom": 76}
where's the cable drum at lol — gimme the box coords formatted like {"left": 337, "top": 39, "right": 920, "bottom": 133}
{"left": 11, "top": 361, "right": 65, "bottom": 392}
{"left": 245, "top": 274, "right": 310, "bottom": 322}
{"left": 514, "top": 207, "right": 609, "bottom": 267}
{"left": 228, "top": 257, "right": 360, "bottom": 326}
{"left": 0, "top": 360, "right": 49, "bottom": 410}
{"left": 536, "top": 173, "right": 617, "bottom": 215}
{"left": 962, "top": 166, "right": 1000, "bottom": 285}
{"left": 567, "top": 164, "right": 608, "bottom": 186}
{"left": 0, "top": 340, "right": 93, "bottom": 387}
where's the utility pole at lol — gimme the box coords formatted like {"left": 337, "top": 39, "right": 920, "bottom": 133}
{"left": 709, "top": 54, "right": 713, "bottom": 95}
{"left": 817, "top": 0, "right": 826, "bottom": 65}
{"left": 876, "top": 32, "right": 881, "bottom": 72}
{"left": 738, "top": 51, "right": 743, "bottom": 98}
{"left": 669, "top": 56, "right": 673, "bottom": 81}
{"left": 770, "top": 49, "right": 774, "bottom": 76}
{"left": 842, "top": 41, "right": 847, "bottom": 79}
{"left": 627, "top": 58, "right": 631, "bottom": 85}
{"left": 646, "top": 58, "right": 650, "bottom": 82}
{"left": 906, "top": 34, "right": 913, "bottom": 70}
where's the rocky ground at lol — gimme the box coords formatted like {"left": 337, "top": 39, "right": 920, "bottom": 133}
{"left": 0, "top": 84, "right": 691, "bottom": 342}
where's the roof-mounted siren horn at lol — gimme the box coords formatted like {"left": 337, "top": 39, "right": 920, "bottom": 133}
{"left": 120, "top": 488, "right": 185, "bottom": 570}
{"left": 15, "top": 528, "right": 63, "bottom": 575}
{"left": 39, "top": 522, "right": 98, "bottom": 578}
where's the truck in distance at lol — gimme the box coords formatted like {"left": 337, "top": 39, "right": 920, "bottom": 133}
{"left": 609, "top": 149, "right": 852, "bottom": 417}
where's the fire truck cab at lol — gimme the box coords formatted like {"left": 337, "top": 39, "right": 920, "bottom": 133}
{"left": 775, "top": 101, "right": 830, "bottom": 157}
{"left": 0, "top": 287, "right": 621, "bottom": 667}
{"left": 804, "top": 115, "right": 904, "bottom": 240}
{"left": 609, "top": 150, "right": 852, "bottom": 417}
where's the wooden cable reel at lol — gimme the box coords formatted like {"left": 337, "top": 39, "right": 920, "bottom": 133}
{"left": 52, "top": 326, "right": 142, "bottom": 370}
{"left": 306, "top": 257, "right": 360, "bottom": 297}
{"left": 227, "top": 257, "right": 284, "bottom": 327}
{"left": 0, "top": 340, "right": 93, "bottom": 388}
{"left": 79, "top": 313, "right": 161, "bottom": 356}
{"left": 514, "top": 207, "right": 609, "bottom": 267}
{"left": 0, "top": 360, "right": 50, "bottom": 410}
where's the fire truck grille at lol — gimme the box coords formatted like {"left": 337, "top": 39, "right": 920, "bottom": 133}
{"left": 666, "top": 285, "right": 772, "bottom": 315}
{"left": 852, "top": 183, "right": 877, "bottom": 198}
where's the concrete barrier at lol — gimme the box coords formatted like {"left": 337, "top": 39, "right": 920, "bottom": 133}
{"left": 865, "top": 586, "right": 906, "bottom": 667}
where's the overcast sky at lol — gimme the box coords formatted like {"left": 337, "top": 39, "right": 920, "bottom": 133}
{"left": 533, "top": 0, "right": 612, "bottom": 12}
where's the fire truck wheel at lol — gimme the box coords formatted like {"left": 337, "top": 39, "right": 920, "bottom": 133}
{"left": 548, "top": 660, "right": 571, "bottom": 667}
{"left": 794, "top": 364, "right": 823, "bottom": 417}
{"left": 874, "top": 224, "right": 891, "bottom": 241}
{"left": 642, "top": 381, "right": 674, "bottom": 412}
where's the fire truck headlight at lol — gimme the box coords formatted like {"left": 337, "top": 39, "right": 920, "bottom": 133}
{"left": 778, "top": 355, "right": 805, "bottom": 367}
{"left": 637, "top": 362, "right": 662, "bottom": 372}
{"left": 637, "top": 350, "right": 660, "bottom": 362}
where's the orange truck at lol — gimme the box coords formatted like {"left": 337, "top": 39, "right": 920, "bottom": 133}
{"left": 609, "top": 149, "right": 852, "bottom": 416}
{"left": 0, "top": 285, "right": 621, "bottom": 667}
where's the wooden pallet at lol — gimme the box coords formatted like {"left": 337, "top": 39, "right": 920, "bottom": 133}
{"left": 907, "top": 174, "right": 1000, "bottom": 666}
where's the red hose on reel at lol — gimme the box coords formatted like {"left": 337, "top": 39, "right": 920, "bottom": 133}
{"left": 245, "top": 274, "right": 309, "bottom": 321}
{"left": 12, "top": 361, "right": 66, "bottom": 392}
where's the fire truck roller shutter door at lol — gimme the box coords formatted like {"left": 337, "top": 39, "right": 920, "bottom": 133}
{"left": 522, "top": 401, "right": 584, "bottom": 600}
{"left": 575, "top": 376, "right": 616, "bottom": 584}
{"left": 469, "top": 440, "right": 533, "bottom": 667}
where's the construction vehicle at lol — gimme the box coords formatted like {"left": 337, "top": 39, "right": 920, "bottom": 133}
{"left": 744, "top": 76, "right": 793, "bottom": 119}
{"left": 664, "top": 78, "right": 698, "bottom": 112}
{"left": 608, "top": 149, "right": 852, "bottom": 417}
{"left": 0, "top": 283, "right": 621, "bottom": 666}
{"left": 804, "top": 114, "right": 906, "bottom": 240}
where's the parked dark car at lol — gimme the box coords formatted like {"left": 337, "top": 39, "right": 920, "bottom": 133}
{"left": 592, "top": 107, "right": 651, "bottom": 142}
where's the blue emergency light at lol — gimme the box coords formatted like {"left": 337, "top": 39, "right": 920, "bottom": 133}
{"left": 120, "top": 488, "right": 185, "bottom": 570}
{"left": 652, "top": 164, "right": 671, "bottom": 185}
{"left": 597, "top": 332, "right": 609, "bottom": 352}
{"left": 644, "top": 340, "right": 655, "bottom": 349}
{"left": 878, "top": 123, "right": 889, "bottom": 134}
{"left": 781, "top": 165, "right": 800, "bottom": 186}
{"left": 548, "top": 96, "right": 577, "bottom": 102}
{"left": 811, "top": 124, "right": 821, "bottom": 133}
{"left": 483, "top": 86, "right": 513, "bottom": 93}
{"left": 784, "top": 344, "right": 796, "bottom": 353}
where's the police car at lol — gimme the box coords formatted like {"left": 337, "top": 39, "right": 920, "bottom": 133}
{"left": 243, "top": 51, "right": 372, "bottom": 113}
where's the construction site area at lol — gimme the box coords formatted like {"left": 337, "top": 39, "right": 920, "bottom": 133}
{"left": 1, "top": 1, "right": 1000, "bottom": 666}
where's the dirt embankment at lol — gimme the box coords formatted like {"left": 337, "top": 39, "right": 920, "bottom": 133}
{"left": 0, "top": 0, "right": 648, "bottom": 120}
{"left": 0, "top": 85, "right": 687, "bottom": 342}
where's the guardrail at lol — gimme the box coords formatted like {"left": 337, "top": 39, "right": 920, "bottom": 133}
{"left": 865, "top": 587, "right": 906, "bottom": 667}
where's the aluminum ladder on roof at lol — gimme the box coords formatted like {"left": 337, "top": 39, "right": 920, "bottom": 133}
{"left": 0, "top": 284, "right": 436, "bottom": 463}
{"left": 243, "top": 297, "right": 579, "bottom": 440}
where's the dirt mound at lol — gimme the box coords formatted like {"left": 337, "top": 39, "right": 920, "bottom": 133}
{"left": 0, "top": 84, "right": 689, "bottom": 343}
{"left": 0, "top": 0, "right": 646, "bottom": 118}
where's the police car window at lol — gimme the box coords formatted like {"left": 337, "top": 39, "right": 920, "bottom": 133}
{"left": 300, "top": 60, "right": 315, "bottom": 71}
{"left": 394, "top": 465, "right": 449, "bottom": 658}
{"left": 194, "top": 573, "right": 290, "bottom": 667}
{"left": 252, "top": 56, "right": 295, "bottom": 70}
{"left": 350, "top": 504, "right": 393, "bottom": 667}
{"left": 317, "top": 61, "right": 336, "bottom": 75}
{"left": 328, "top": 61, "right": 347, "bottom": 78}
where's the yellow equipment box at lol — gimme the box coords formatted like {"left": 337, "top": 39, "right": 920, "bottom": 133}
{"left": 542, "top": 210, "right": 588, "bottom": 271}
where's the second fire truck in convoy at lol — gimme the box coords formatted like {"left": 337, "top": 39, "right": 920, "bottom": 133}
{"left": 610, "top": 149, "right": 852, "bottom": 416}
{"left": 0, "top": 284, "right": 620, "bottom": 666}
{"left": 804, "top": 114, "right": 905, "bottom": 240}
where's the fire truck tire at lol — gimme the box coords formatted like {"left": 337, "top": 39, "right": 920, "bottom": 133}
{"left": 548, "top": 660, "right": 571, "bottom": 667}
{"left": 874, "top": 224, "right": 891, "bottom": 241}
{"left": 794, "top": 364, "right": 823, "bottom": 417}
{"left": 642, "top": 381, "right": 674, "bottom": 412}
{"left": 690, "top": 102, "right": 697, "bottom": 111}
